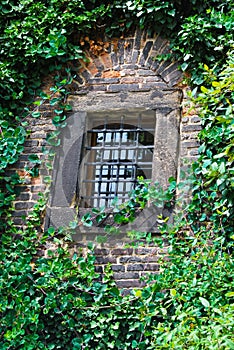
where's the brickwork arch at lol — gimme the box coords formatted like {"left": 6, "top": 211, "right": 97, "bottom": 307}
{"left": 70, "top": 28, "right": 183, "bottom": 93}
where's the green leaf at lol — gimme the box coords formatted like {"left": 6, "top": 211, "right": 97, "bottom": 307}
{"left": 69, "top": 221, "right": 78, "bottom": 229}
{"left": 132, "top": 340, "right": 138, "bottom": 348}
{"left": 199, "top": 297, "right": 210, "bottom": 308}
{"left": 134, "top": 290, "right": 142, "bottom": 298}
{"left": 54, "top": 109, "right": 64, "bottom": 114}
{"left": 225, "top": 339, "right": 234, "bottom": 349}
{"left": 200, "top": 86, "right": 208, "bottom": 93}
{"left": 83, "top": 219, "right": 92, "bottom": 227}
{"left": 52, "top": 115, "right": 61, "bottom": 123}
{"left": 212, "top": 81, "right": 220, "bottom": 87}
{"left": 219, "top": 162, "right": 226, "bottom": 174}
{"left": 48, "top": 227, "right": 55, "bottom": 235}
{"left": 31, "top": 111, "right": 41, "bottom": 118}
{"left": 28, "top": 154, "right": 41, "bottom": 163}
{"left": 170, "top": 289, "right": 177, "bottom": 297}
{"left": 180, "top": 62, "right": 189, "bottom": 71}
{"left": 50, "top": 98, "right": 61, "bottom": 106}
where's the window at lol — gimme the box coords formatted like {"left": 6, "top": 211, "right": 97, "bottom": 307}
{"left": 79, "top": 113, "right": 155, "bottom": 208}
{"left": 46, "top": 106, "right": 181, "bottom": 232}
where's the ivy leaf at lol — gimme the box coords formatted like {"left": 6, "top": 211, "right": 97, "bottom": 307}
{"left": 212, "top": 81, "right": 220, "bottom": 87}
{"left": 200, "top": 86, "right": 208, "bottom": 93}
{"left": 180, "top": 62, "right": 189, "bottom": 71}
{"left": 31, "top": 111, "right": 41, "bottom": 118}
{"left": 69, "top": 221, "right": 78, "bottom": 229}
{"left": 170, "top": 289, "right": 177, "bottom": 297}
{"left": 134, "top": 290, "right": 142, "bottom": 298}
{"left": 199, "top": 297, "right": 210, "bottom": 308}
{"left": 83, "top": 219, "right": 93, "bottom": 227}
{"left": 28, "top": 154, "right": 41, "bottom": 164}
{"left": 47, "top": 227, "right": 55, "bottom": 235}
{"left": 219, "top": 162, "right": 226, "bottom": 174}
{"left": 132, "top": 340, "right": 138, "bottom": 348}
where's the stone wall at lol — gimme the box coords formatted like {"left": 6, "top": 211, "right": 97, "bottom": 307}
{"left": 10, "top": 29, "right": 201, "bottom": 291}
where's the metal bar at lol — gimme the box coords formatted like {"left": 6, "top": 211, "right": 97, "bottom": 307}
{"left": 81, "top": 114, "right": 155, "bottom": 207}
{"left": 88, "top": 128, "right": 155, "bottom": 133}
{"left": 82, "top": 195, "right": 131, "bottom": 199}
{"left": 84, "top": 161, "right": 153, "bottom": 166}
{"left": 85, "top": 146, "right": 154, "bottom": 150}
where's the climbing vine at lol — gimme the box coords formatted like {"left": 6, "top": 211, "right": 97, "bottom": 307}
{"left": 0, "top": 0, "right": 234, "bottom": 348}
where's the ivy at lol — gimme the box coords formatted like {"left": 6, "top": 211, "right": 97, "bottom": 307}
{"left": 171, "top": 3, "right": 234, "bottom": 85}
{"left": 181, "top": 51, "right": 234, "bottom": 244}
{"left": 0, "top": 0, "right": 234, "bottom": 348}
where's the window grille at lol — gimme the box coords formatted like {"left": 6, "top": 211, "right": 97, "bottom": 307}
{"left": 80, "top": 114, "right": 155, "bottom": 208}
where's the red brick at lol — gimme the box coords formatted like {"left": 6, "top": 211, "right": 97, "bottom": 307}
{"left": 86, "top": 61, "right": 99, "bottom": 77}
{"left": 100, "top": 53, "right": 112, "bottom": 69}
{"left": 102, "top": 70, "right": 120, "bottom": 78}
{"left": 31, "top": 177, "right": 42, "bottom": 185}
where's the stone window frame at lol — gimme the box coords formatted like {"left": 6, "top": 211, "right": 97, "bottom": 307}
{"left": 46, "top": 89, "right": 181, "bottom": 239}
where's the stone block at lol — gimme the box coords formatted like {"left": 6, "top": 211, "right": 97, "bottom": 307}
{"left": 133, "top": 28, "right": 142, "bottom": 51}
{"left": 94, "top": 248, "right": 110, "bottom": 256}
{"left": 100, "top": 53, "right": 112, "bottom": 69}
{"left": 119, "top": 256, "right": 142, "bottom": 263}
{"left": 144, "top": 264, "right": 160, "bottom": 271}
{"left": 127, "top": 264, "right": 145, "bottom": 271}
{"left": 191, "top": 116, "right": 201, "bottom": 123}
{"left": 138, "top": 69, "right": 156, "bottom": 76}
{"left": 17, "top": 193, "right": 30, "bottom": 201}
{"left": 116, "top": 280, "right": 145, "bottom": 288}
{"left": 111, "top": 248, "right": 133, "bottom": 256}
{"left": 95, "top": 265, "right": 103, "bottom": 273}
{"left": 182, "top": 124, "right": 202, "bottom": 132}
{"left": 113, "top": 272, "right": 139, "bottom": 280}
{"left": 111, "top": 265, "right": 125, "bottom": 272}
{"left": 87, "top": 78, "right": 120, "bottom": 85}
{"left": 135, "top": 247, "right": 157, "bottom": 255}
{"left": 139, "top": 41, "right": 153, "bottom": 66}
{"left": 89, "top": 85, "right": 107, "bottom": 92}
{"left": 95, "top": 256, "right": 117, "bottom": 264}
{"left": 107, "top": 83, "right": 139, "bottom": 92}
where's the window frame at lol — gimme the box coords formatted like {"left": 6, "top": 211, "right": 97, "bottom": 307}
{"left": 46, "top": 105, "right": 181, "bottom": 234}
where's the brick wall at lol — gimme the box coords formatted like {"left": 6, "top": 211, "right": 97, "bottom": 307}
{"left": 94, "top": 246, "right": 166, "bottom": 290}
{"left": 10, "top": 28, "right": 201, "bottom": 290}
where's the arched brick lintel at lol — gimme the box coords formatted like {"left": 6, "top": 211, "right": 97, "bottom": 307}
{"left": 71, "top": 29, "right": 183, "bottom": 93}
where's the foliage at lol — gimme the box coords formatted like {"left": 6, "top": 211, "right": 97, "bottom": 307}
{"left": 1, "top": 195, "right": 234, "bottom": 348}
{"left": 1, "top": 0, "right": 233, "bottom": 213}
{"left": 80, "top": 177, "right": 176, "bottom": 244}
{"left": 187, "top": 51, "right": 234, "bottom": 242}
{"left": 1, "top": 193, "right": 234, "bottom": 349}
{"left": 0, "top": 0, "right": 234, "bottom": 348}
{"left": 170, "top": 3, "right": 234, "bottom": 85}
{"left": 0, "top": 73, "right": 72, "bottom": 231}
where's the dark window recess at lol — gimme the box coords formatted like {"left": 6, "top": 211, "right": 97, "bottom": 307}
{"left": 80, "top": 115, "right": 155, "bottom": 208}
